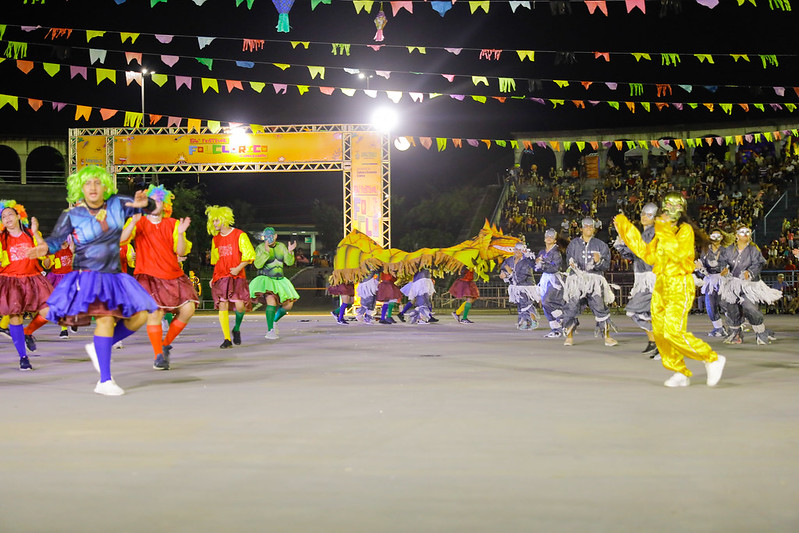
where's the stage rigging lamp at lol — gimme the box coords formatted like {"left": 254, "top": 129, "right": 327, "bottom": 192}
{"left": 371, "top": 107, "right": 398, "bottom": 132}
{"left": 394, "top": 136, "right": 411, "bottom": 151}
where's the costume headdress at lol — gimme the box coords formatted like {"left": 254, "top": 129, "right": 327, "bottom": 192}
{"left": 544, "top": 228, "right": 557, "bottom": 239}
{"left": 66, "top": 165, "right": 117, "bottom": 204}
{"left": 205, "top": 205, "right": 234, "bottom": 236}
{"left": 146, "top": 184, "right": 174, "bottom": 217}
{"left": 262, "top": 226, "right": 277, "bottom": 244}
{"left": 0, "top": 199, "right": 29, "bottom": 230}
{"left": 641, "top": 203, "right": 659, "bottom": 217}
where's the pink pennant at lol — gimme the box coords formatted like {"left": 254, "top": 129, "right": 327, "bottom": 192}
{"left": 589, "top": 101, "right": 600, "bottom": 106}
{"left": 441, "top": 74, "right": 455, "bottom": 82}
{"left": 673, "top": 103, "right": 683, "bottom": 110}
{"left": 273, "top": 84, "right": 288, "bottom": 94}
{"left": 744, "top": 134, "right": 753, "bottom": 142}
{"left": 70, "top": 66, "right": 87, "bottom": 79}
{"left": 585, "top": 1, "right": 607, "bottom": 15}
{"left": 467, "top": 139, "right": 480, "bottom": 148}
{"left": 695, "top": 0, "right": 719, "bottom": 7}
{"left": 449, "top": 94, "right": 465, "bottom": 101}
{"left": 168, "top": 116, "right": 182, "bottom": 127}
{"left": 390, "top": 1, "right": 412, "bottom": 15}
{"left": 21, "top": 26, "right": 41, "bottom": 32}
{"left": 225, "top": 80, "right": 244, "bottom": 92}
{"left": 125, "top": 52, "right": 142, "bottom": 65}
{"left": 376, "top": 70, "right": 391, "bottom": 79}
{"left": 625, "top": 0, "right": 645, "bottom": 13}
{"left": 605, "top": 82, "right": 617, "bottom": 90}
{"left": 155, "top": 34, "right": 174, "bottom": 44}
{"left": 773, "top": 87, "right": 785, "bottom": 97}
{"left": 175, "top": 76, "right": 192, "bottom": 90}
{"left": 125, "top": 71, "right": 142, "bottom": 86}
{"left": 52, "top": 102, "right": 66, "bottom": 111}
{"left": 367, "top": 45, "right": 384, "bottom": 51}
{"left": 530, "top": 98, "right": 545, "bottom": 105}
{"left": 319, "top": 87, "right": 335, "bottom": 95}
{"left": 161, "top": 55, "right": 180, "bottom": 67}
{"left": 420, "top": 137, "right": 433, "bottom": 150}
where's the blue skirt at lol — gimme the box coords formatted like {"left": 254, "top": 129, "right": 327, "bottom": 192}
{"left": 46, "top": 270, "right": 158, "bottom": 326}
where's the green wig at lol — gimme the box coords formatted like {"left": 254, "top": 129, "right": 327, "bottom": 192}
{"left": 66, "top": 166, "right": 118, "bottom": 204}
{"left": 205, "top": 205, "right": 234, "bottom": 235}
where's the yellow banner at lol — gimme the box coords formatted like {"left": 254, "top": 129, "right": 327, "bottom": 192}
{"left": 111, "top": 132, "right": 344, "bottom": 165}
{"left": 350, "top": 132, "right": 383, "bottom": 246}
{"left": 76, "top": 135, "right": 108, "bottom": 169}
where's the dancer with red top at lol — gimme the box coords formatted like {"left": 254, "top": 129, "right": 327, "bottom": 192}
{"left": 206, "top": 205, "right": 255, "bottom": 348}
{"left": 449, "top": 268, "right": 479, "bottom": 324}
{"left": 127, "top": 185, "right": 198, "bottom": 370}
{"left": 0, "top": 200, "right": 52, "bottom": 370}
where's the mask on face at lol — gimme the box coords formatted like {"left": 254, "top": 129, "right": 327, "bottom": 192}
{"left": 661, "top": 192, "right": 686, "bottom": 221}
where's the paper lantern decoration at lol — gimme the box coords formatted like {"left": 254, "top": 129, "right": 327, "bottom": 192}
{"left": 373, "top": 10, "right": 387, "bottom": 42}
{"left": 272, "top": 0, "right": 296, "bottom": 33}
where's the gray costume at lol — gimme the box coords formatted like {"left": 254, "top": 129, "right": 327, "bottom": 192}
{"left": 698, "top": 245, "right": 725, "bottom": 331}
{"left": 614, "top": 225, "right": 655, "bottom": 331}
{"left": 719, "top": 243, "right": 767, "bottom": 331}
{"left": 501, "top": 255, "right": 539, "bottom": 329}
{"left": 535, "top": 245, "right": 564, "bottom": 331}
{"left": 561, "top": 236, "right": 613, "bottom": 330}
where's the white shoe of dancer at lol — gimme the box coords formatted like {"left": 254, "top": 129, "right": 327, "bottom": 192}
{"left": 664, "top": 372, "right": 690, "bottom": 388}
{"left": 705, "top": 354, "right": 726, "bottom": 387}
{"left": 265, "top": 329, "right": 279, "bottom": 340}
{"left": 94, "top": 379, "right": 125, "bottom": 396}
{"left": 84, "top": 343, "right": 100, "bottom": 374}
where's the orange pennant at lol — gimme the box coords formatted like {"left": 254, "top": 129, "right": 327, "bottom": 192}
{"left": 17, "top": 60, "right": 34, "bottom": 74}
{"left": 581, "top": 81, "right": 593, "bottom": 90}
{"left": 225, "top": 80, "right": 244, "bottom": 92}
{"left": 75, "top": 105, "right": 92, "bottom": 121}
{"left": 453, "top": 139, "right": 462, "bottom": 148}
{"left": 148, "top": 114, "right": 162, "bottom": 125}
{"left": 27, "top": 98, "right": 43, "bottom": 111}
{"left": 99, "top": 108, "right": 118, "bottom": 120}
{"left": 572, "top": 100, "right": 585, "bottom": 108}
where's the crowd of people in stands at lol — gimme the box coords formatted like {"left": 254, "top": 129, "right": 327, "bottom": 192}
{"left": 500, "top": 146, "right": 798, "bottom": 275}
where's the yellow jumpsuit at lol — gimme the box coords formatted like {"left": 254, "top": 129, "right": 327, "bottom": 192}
{"left": 615, "top": 215, "right": 718, "bottom": 377}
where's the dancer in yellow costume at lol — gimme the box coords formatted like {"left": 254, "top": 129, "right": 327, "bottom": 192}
{"left": 614, "top": 192, "right": 726, "bottom": 388}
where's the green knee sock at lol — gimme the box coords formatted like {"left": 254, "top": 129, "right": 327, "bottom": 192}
{"left": 233, "top": 310, "right": 245, "bottom": 331}
{"left": 462, "top": 302, "right": 472, "bottom": 319}
{"left": 386, "top": 302, "right": 395, "bottom": 318}
{"left": 275, "top": 307, "right": 288, "bottom": 322}
{"left": 265, "top": 305, "right": 276, "bottom": 331}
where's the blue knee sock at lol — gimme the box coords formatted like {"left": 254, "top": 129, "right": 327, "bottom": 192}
{"left": 112, "top": 321, "right": 136, "bottom": 344}
{"left": 9, "top": 324, "right": 26, "bottom": 358}
{"left": 94, "top": 335, "right": 114, "bottom": 382}
{"left": 275, "top": 307, "right": 288, "bottom": 322}
{"left": 400, "top": 301, "right": 413, "bottom": 314}
{"left": 337, "top": 303, "right": 347, "bottom": 321}
{"left": 381, "top": 304, "right": 388, "bottom": 320}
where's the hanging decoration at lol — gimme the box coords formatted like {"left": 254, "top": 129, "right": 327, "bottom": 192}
{"left": 272, "top": 0, "right": 296, "bottom": 33}
{"left": 373, "top": 8, "right": 387, "bottom": 42}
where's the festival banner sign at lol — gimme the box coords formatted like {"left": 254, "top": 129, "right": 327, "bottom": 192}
{"left": 350, "top": 131, "right": 383, "bottom": 244}
{"left": 110, "top": 132, "right": 344, "bottom": 165}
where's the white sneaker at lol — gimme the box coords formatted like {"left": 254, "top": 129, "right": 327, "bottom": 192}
{"left": 664, "top": 372, "right": 690, "bottom": 387}
{"left": 705, "top": 354, "right": 726, "bottom": 387}
{"left": 264, "top": 329, "right": 279, "bottom": 340}
{"left": 113, "top": 341, "right": 124, "bottom": 350}
{"left": 94, "top": 379, "right": 125, "bottom": 396}
{"left": 84, "top": 343, "right": 100, "bottom": 374}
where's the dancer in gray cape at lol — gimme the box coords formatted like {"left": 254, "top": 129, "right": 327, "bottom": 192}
{"left": 613, "top": 203, "right": 658, "bottom": 358}
{"left": 499, "top": 243, "right": 539, "bottom": 330}
{"left": 535, "top": 228, "right": 565, "bottom": 338}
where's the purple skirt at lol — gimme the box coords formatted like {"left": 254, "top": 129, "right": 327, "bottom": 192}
{"left": 46, "top": 272, "right": 68, "bottom": 288}
{"left": 46, "top": 270, "right": 158, "bottom": 327}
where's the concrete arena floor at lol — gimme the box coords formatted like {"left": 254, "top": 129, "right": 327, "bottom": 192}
{"left": 1, "top": 312, "right": 798, "bottom": 533}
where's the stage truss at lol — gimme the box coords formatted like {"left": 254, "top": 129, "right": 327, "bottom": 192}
{"left": 69, "top": 124, "right": 391, "bottom": 247}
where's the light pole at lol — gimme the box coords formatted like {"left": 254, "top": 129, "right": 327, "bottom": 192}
{"left": 358, "top": 71, "right": 374, "bottom": 90}
{"left": 140, "top": 68, "right": 153, "bottom": 116}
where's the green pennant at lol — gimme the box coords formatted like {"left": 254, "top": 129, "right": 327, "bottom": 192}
{"left": 196, "top": 57, "right": 213, "bottom": 70}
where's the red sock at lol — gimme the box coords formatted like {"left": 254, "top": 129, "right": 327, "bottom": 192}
{"left": 146, "top": 325, "right": 163, "bottom": 358}
{"left": 162, "top": 319, "right": 188, "bottom": 347}
{"left": 24, "top": 315, "right": 48, "bottom": 335}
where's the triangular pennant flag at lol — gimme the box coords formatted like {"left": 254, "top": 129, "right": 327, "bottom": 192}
{"left": 86, "top": 30, "right": 105, "bottom": 42}
{"left": 200, "top": 78, "right": 219, "bottom": 93}
{"left": 585, "top": 1, "right": 608, "bottom": 15}
{"left": 482, "top": 140, "right": 492, "bottom": 149}
{"left": 250, "top": 81, "right": 265, "bottom": 93}
{"left": 28, "top": 98, "right": 42, "bottom": 111}
{"left": 563, "top": 141, "right": 572, "bottom": 152}
{"left": 453, "top": 138, "right": 463, "bottom": 148}
{"left": 340, "top": 88, "right": 356, "bottom": 96}
{"left": 469, "top": 1, "right": 490, "bottom": 14}
{"left": 226, "top": 80, "right": 244, "bottom": 92}
{"left": 89, "top": 49, "right": 107, "bottom": 64}
{"left": 96, "top": 68, "right": 116, "bottom": 85}
{"left": 198, "top": 37, "right": 215, "bottom": 49}
{"left": 273, "top": 83, "right": 288, "bottom": 94}
{"left": 125, "top": 52, "right": 142, "bottom": 65}
{"left": 13, "top": 59, "right": 32, "bottom": 74}
{"left": 187, "top": 118, "right": 202, "bottom": 133}
{"left": 311, "top": 0, "right": 331, "bottom": 8}
{"left": 100, "top": 108, "right": 118, "bottom": 120}
{"left": 430, "top": 1, "right": 454, "bottom": 16}
{"left": 70, "top": 66, "right": 87, "bottom": 79}
{"left": 168, "top": 116, "right": 182, "bottom": 127}
{"left": 626, "top": 0, "right": 645, "bottom": 13}
{"left": 437, "top": 138, "right": 447, "bottom": 151}
{"left": 391, "top": 1, "right": 413, "bottom": 15}
{"left": 207, "top": 120, "right": 221, "bottom": 133}
{"left": 364, "top": 89, "right": 378, "bottom": 98}
{"left": 75, "top": 105, "right": 92, "bottom": 121}
{"left": 509, "top": 1, "right": 531, "bottom": 12}
{"left": 161, "top": 55, "right": 179, "bottom": 67}
{"left": 409, "top": 92, "right": 424, "bottom": 102}
{"left": 175, "top": 76, "right": 192, "bottom": 90}
{"left": 353, "top": 0, "right": 375, "bottom": 14}
{"left": 296, "top": 85, "right": 309, "bottom": 95}
{"left": 319, "top": 87, "right": 335, "bottom": 95}
{"left": 151, "top": 73, "right": 168, "bottom": 87}
{"left": 124, "top": 112, "right": 142, "bottom": 128}
{"left": 420, "top": 137, "right": 433, "bottom": 149}
{"left": 550, "top": 141, "right": 560, "bottom": 151}
{"left": 120, "top": 33, "right": 140, "bottom": 44}
{"left": 386, "top": 91, "right": 403, "bottom": 103}
{"left": 308, "top": 66, "right": 325, "bottom": 79}
{"left": 148, "top": 114, "right": 162, "bottom": 125}
{"left": 196, "top": 58, "right": 213, "bottom": 70}
{"left": 155, "top": 34, "right": 174, "bottom": 44}
{"left": 516, "top": 50, "right": 534, "bottom": 62}
{"left": 0, "top": 95, "right": 19, "bottom": 111}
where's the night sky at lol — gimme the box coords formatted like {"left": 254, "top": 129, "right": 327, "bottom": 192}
{"left": 1, "top": 0, "right": 796, "bottom": 220}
